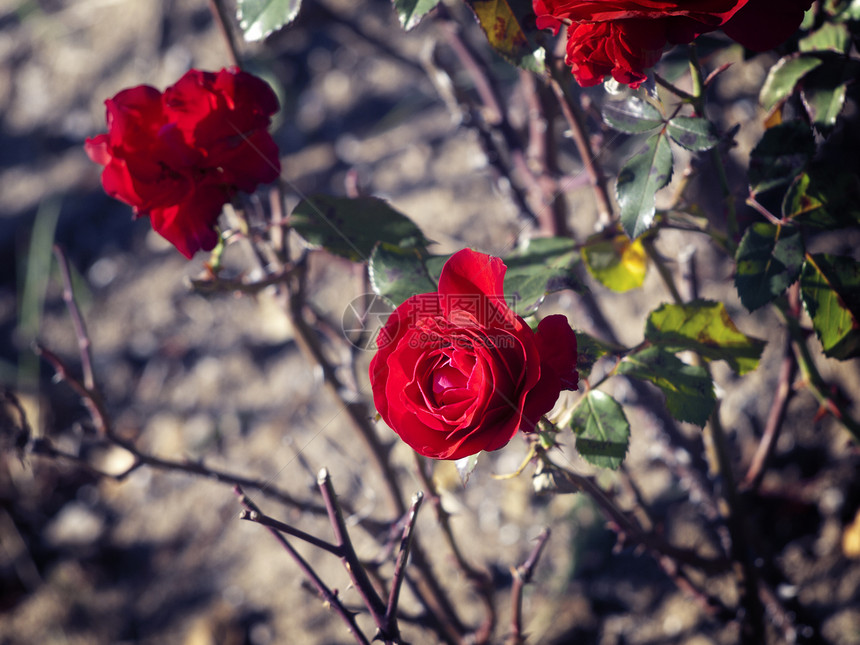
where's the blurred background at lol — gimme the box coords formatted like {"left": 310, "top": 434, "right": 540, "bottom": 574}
{"left": 2, "top": 0, "right": 860, "bottom": 643}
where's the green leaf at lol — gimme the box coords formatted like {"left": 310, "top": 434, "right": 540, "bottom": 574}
{"left": 760, "top": 55, "right": 822, "bottom": 113}
{"left": 618, "top": 347, "right": 715, "bottom": 427}
{"left": 601, "top": 98, "right": 664, "bottom": 134}
{"left": 799, "top": 22, "right": 851, "bottom": 54}
{"left": 237, "top": 0, "right": 301, "bottom": 42}
{"left": 464, "top": 0, "right": 545, "bottom": 72}
{"left": 783, "top": 169, "right": 860, "bottom": 228}
{"left": 800, "top": 254, "right": 860, "bottom": 360}
{"left": 734, "top": 223, "right": 805, "bottom": 311}
{"left": 666, "top": 116, "right": 720, "bottom": 151}
{"left": 616, "top": 132, "right": 673, "bottom": 239}
{"left": 748, "top": 121, "right": 815, "bottom": 195}
{"left": 503, "top": 237, "right": 585, "bottom": 316}
{"left": 574, "top": 331, "right": 617, "bottom": 381}
{"left": 802, "top": 82, "right": 847, "bottom": 132}
{"left": 832, "top": 0, "right": 860, "bottom": 20}
{"left": 800, "top": 64, "right": 850, "bottom": 133}
{"left": 392, "top": 0, "right": 441, "bottom": 29}
{"left": 369, "top": 244, "right": 440, "bottom": 306}
{"left": 783, "top": 172, "right": 831, "bottom": 227}
{"left": 582, "top": 232, "right": 647, "bottom": 292}
{"left": 291, "top": 195, "right": 429, "bottom": 262}
{"left": 571, "top": 391, "right": 630, "bottom": 470}
{"left": 645, "top": 300, "right": 767, "bottom": 375}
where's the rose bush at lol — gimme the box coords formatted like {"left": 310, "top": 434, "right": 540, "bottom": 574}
{"left": 85, "top": 68, "right": 281, "bottom": 258}
{"left": 369, "top": 249, "right": 578, "bottom": 460}
{"left": 534, "top": 0, "right": 813, "bottom": 88}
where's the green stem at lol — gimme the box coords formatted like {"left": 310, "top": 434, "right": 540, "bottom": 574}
{"left": 642, "top": 236, "right": 683, "bottom": 304}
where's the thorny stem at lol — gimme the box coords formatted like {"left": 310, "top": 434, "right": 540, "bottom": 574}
{"left": 742, "top": 328, "right": 797, "bottom": 492}
{"left": 775, "top": 282, "right": 860, "bottom": 441}
{"left": 188, "top": 263, "right": 299, "bottom": 295}
{"left": 641, "top": 236, "right": 683, "bottom": 304}
{"left": 548, "top": 72, "right": 614, "bottom": 228}
{"left": 507, "top": 527, "right": 551, "bottom": 645}
{"left": 33, "top": 258, "right": 340, "bottom": 519}
{"left": 27, "top": 411, "right": 332, "bottom": 518}
{"left": 318, "top": 468, "right": 391, "bottom": 638}
{"left": 285, "top": 260, "right": 405, "bottom": 517}
{"left": 414, "top": 455, "right": 496, "bottom": 643}
{"left": 53, "top": 247, "right": 95, "bottom": 392}
{"left": 654, "top": 72, "right": 696, "bottom": 102}
{"left": 426, "top": 21, "right": 544, "bottom": 231}
{"left": 705, "top": 407, "right": 766, "bottom": 643}
{"left": 235, "top": 487, "right": 372, "bottom": 645}
{"left": 32, "top": 343, "right": 108, "bottom": 438}
{"left": 239, "top": 509, "right": 341, "bottom": 556}
{"left": 521, "top": 69, "right": 571, "bottom": 236}
{"left": 746, "top": 195, "right": 784, "bottom": 226}
{"left": 281, "top": 249, "right": 466, "bottom": 643}
{"left": 688, "top": 46, "right": 738, "bottom": 244}
{"left": 51, "top": 246, "right": 111, "bottom": 437}
{"left": 546, "top": 457, "right": 729, "bottom": 574}
{"left": 208, "top": 0, "right": 241, "bottom": 69}
{"left": 680, "top": 251, "right": 764, "bottom": 643}
{"left": 384, "top": 493, "right": 424, "bottom": 639}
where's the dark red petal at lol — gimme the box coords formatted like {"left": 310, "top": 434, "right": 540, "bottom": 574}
{"left": 146, "top": 184, "right": 227, "bottom": 258}
{"left": 84, "top": 135, "right": 111, "bottom": 166}
{"left": 534, "top": 315, "right": 578, "bottom": 391}
{"left": 210, "top": 130, "right": 281, "bottom": 191}
{"left": 722, "top": 0, "right": 812, "bottom": 52}
{"left": 104, "top": 86, "right": 164, "bottom": 141}
{"left": 520, "top": 315, "right": 578, "bottom": 430}
{"left": 162, "top": 69, "right": 219, "bottom": 142}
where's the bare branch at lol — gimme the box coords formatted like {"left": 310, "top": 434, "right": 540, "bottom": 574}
{"left": 508, "top": 527, "right": 551, "bottom": 645}
{"left": 235, "top": 486, "right": 371, "bottom": 645}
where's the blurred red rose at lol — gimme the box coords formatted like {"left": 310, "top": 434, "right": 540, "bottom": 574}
{"left": 722, "top": 0, "right": 813, "bottom": 52}
{"left": 85, "top": 68, "right": 280, "bottom": 258}
{"left": 534, "top": 0, "right": 812, "bottom": 88}
{"left": 369, "top": 249, "right": 578, "bottom": 461}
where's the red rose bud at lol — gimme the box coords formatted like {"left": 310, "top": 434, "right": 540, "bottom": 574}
{"left": 369, "top": 249, "right": 578, "bottom": 461}
{"left": 85, "top": 68, "right": 281, "bottom": 258}
{"left": 534, "top": 0, "right": 812, "bottom": 88}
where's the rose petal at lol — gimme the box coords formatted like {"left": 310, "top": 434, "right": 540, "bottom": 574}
{"left": 721, "top": 0, "right": 812, "bottom": 51}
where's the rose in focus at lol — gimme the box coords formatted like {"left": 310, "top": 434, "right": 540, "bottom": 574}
{"left": 534, "top": 0, "right": 813, "bottom": 88}
{"left": 369, "top": 249, "right": 578, "bottom": 460}
{"left": 85, "top": 68, "right": 281, "bottom": 258}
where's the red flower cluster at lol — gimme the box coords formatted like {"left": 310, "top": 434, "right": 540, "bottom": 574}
{"left": 85, "top": 68, "right": 281, "bottom": 258}
{"left": 534, "top": 0, "right": 813, "bottom": 88}
{"left": 370, "top": 249, "right": 578, "bottom": 460}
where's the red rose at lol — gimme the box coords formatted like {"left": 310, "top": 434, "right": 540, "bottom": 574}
{"left": 369, "top": 249, "right": 578, "bottom": 460}
{"left": 534, "top": 0, "right": 811, "bottom": 87}
{"left": 565, "top": 20, "right": 667, "bottom": 88}
{"left": 85, "top": 68, "right": 280, "bottom": 258}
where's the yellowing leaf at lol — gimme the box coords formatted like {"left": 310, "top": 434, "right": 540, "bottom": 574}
{"left": 465, "top": 0, "right": 544, "bottom": 72}
{"left": 582, "top": 233, "right": 647, "bottom": 292}
{"left": 645, "top": 300, "right": 766, "bottom": 375}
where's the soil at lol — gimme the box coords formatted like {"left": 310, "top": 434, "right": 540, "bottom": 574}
{"left": 1, "top": 1, "right": 860, "bottom": 644}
